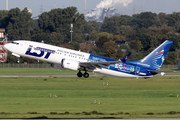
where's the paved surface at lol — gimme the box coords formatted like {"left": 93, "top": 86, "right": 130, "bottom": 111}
{"left": 165, "top": 74, "right": 180, "bottom": 76}
{"left": 0, "top": 74, "right": 179, "bottom": 77}
{"left": 0, "top": 74, "right": 100, "bottom": 77}
{"left": 1, "top": 118, "right": 179, "bottom": 120}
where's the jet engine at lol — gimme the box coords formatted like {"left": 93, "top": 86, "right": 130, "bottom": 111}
{"left": 61, "top": 59, "right": 80, "bottom": 71}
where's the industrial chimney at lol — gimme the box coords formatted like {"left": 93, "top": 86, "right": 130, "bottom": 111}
{"left": 6, "top": 0, "right": 8, "bottom": 10}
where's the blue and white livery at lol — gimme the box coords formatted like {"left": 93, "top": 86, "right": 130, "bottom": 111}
{"left": 4, "top": 40, "right": 173, "bottom": 78}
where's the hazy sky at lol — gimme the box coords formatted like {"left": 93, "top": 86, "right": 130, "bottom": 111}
{"left": 0, "top": 0, "right": 101, "bottom": 17}
{"left": 0, "top": 0, "right": 180, "bottom": 18}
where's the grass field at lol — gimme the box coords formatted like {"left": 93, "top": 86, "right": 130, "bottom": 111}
{"left": 0, "top": 68, "right": 77, "bottom": 75}
{"left": 0, "top": 76, "right": 180, "bottom": 118}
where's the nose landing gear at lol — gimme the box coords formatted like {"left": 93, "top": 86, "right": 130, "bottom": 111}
{"left": 77, "top": 71, "right": 89, "bottom": 78}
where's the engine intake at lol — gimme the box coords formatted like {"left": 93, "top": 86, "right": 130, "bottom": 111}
{"left": 61, "top": 59, "right": 80, "bottom": 71}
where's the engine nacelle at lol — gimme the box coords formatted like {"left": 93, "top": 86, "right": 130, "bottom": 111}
{"left": 61, "top": 59, "right": 80, "bottom": 71}
{"left": 160, "top": 72, "right": 166, "bottom": 76}
{"left": 153, "top": 72, "right": 166, "bottom": 77}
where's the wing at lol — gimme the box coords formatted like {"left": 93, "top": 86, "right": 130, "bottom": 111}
{"left": 79, "top": 60, "right": 121, "bottom": 72}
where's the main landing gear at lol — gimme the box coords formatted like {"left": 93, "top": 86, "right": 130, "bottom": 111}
{"left": 77, "top": 71, "right": 89, "bottom": 78}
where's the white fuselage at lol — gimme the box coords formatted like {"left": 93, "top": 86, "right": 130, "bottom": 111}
{"left": 4, "top": 40, "right": 154, "bottom": 78}
{"left": 7, "top": 40, "right": 90, "bottom": 64}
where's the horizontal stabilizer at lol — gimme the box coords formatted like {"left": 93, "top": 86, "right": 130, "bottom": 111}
{"left": 148, "top": 70, "right": 159, "bottom": 75}
{"left": 148, "top": 70, "right": 166, "bottom": 76}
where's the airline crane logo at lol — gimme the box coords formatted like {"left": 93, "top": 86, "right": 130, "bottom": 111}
{"left": 155, "top": 50, "right": 164, "bottom": 57}
{"left": 154, "top": 49, "right": 164, "bottom": 61}
{"left": 25, "top": 45, "right": 55, "bottom": 59}
{"left": 153, "top": 49, "right": 165, "bottom": 70}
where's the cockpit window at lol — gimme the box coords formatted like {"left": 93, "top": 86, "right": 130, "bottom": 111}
{"left": 12, "top": 41, "right": 19, "bottom": 45}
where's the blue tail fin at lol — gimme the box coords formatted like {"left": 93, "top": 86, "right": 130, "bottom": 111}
{"left": 140, "top": 40, "right": 173, "bottom": 70}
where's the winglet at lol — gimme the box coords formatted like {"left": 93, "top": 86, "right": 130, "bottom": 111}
{"left": 121, "top": 52, "right": 131, "bottom": 63}
{"left": 89, "top": 50, "right": 93, "bottom": 54}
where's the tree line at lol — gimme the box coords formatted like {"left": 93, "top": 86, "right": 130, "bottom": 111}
{"left": 0, "top": 7, "right": 180, "bottom": 64}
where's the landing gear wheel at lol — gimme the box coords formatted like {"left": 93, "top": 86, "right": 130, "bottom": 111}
{"left": 84, "top": 72, "right": 89, "bottom": 78}
{"left": 77, "top": 71, "right": 83, "bottom": 77}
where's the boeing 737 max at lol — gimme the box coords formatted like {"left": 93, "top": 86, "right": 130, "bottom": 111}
{"left": 4, "top": 40, "right": 173, "bottom": 78}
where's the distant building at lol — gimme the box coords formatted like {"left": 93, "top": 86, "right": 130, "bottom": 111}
{"left": 0, "top": 29, "right": 5, "bottom": 38}
{"left": 115, "top": 40, "right": 128, "bottom": 47}
{"left": 91, "top": 41, "right": 96, "bottom": 46}
{"left": 28, "top": 9, "right": 32, "bottom": 16}
{"left": 28, "top": 9, "right": 32, "bottom": 14}
{"left": 0, "top": 29, "right": 7, "bottom": 62}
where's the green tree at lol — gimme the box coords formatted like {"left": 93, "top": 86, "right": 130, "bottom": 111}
{"left": 88, "top": 20, "right": 102, "bottom": 31}
{"left": 89, "top": 31, "right": 98, "bottom": 41}
{"left": 119, "top": 15, "right": 132, "bottom": 26}
{"left": 6, "top": 53, "right": 18, "bottom": 63}
{"left": 98, "top": 32, "right": 113, "bottom": 40}
{"left": 103, "top": 41, "right": 117, "bottom": 59}
{"left": 138, "top": 33, "right": 151, "bottom": 51}
{"left": 157, "top": 12, "right": 168, "bottom": 27}
{"left": 166, "top": 33, "right": 179, "bottom": 51}
{"left": 6, "top": 7, "right": 32, "bottom": 40}
{"left": 69, "top": 42, "right": 80, "bottom": 50}
{"left": 116, "top": 48, "right": 124, "bottom": 59}
{"left": 129, "top": 40, "right": 143, "bottom": 52}
{"left": 31, "top": 33, "right": 50, "bottom": 43}
{"left": 0, "top": 10, "right": 8, "bottom": 28}
{"left": 31, "top": 32, "right": 64, "bottom": 46}
{"left": 165, "top": 51, "right": 177, "bottom": 64}
{"left": 115, "top": 25, "right": 134, "bottom": 41}
{"left": 96, "top": 36, "right": 109, "bottom": 49}
{"left": 112, "top": 35, "right": 125, "bottom": 41}
{"left": 100, "top": 16, "right": 120, "bottom": 33}
{"left": 168, "top": 12, "right": 180, "bottom": 27}
{"left": 133, "top": 12, "right": 159, "bottom": 28}
{"left": 38, "top": 7, "right": 84, "bottom": 43}
{"left": 100, "top": 15, "right": 133, "bottom": 33}
{"left": 82, "top": 20, "right": 95, "bottom": 33}
{"left": 120, "top": 44, "right": 131, "bottom": 54}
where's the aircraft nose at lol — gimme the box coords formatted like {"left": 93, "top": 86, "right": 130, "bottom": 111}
{"left": 3, "top": 43, "right": 11, "bottom": 50}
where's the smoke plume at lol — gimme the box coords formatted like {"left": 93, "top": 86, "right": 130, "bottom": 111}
{"left": 86, "top": 0, "right": 134, "bottom": 20}
{"left": 96, "top": 0, "right": 134, "bottom": 8}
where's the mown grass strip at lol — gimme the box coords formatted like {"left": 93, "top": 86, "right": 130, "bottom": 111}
{"left": 0, "top": 76, "right": 180, "bottom": 118}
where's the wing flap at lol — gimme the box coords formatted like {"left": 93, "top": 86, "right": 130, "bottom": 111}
{"left": 80, "top": 60, "right": 121, "bottom": 71}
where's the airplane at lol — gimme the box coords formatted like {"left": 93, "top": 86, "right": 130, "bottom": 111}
{"left": 3, "top": 40, "right": 173, "bottom": 78}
